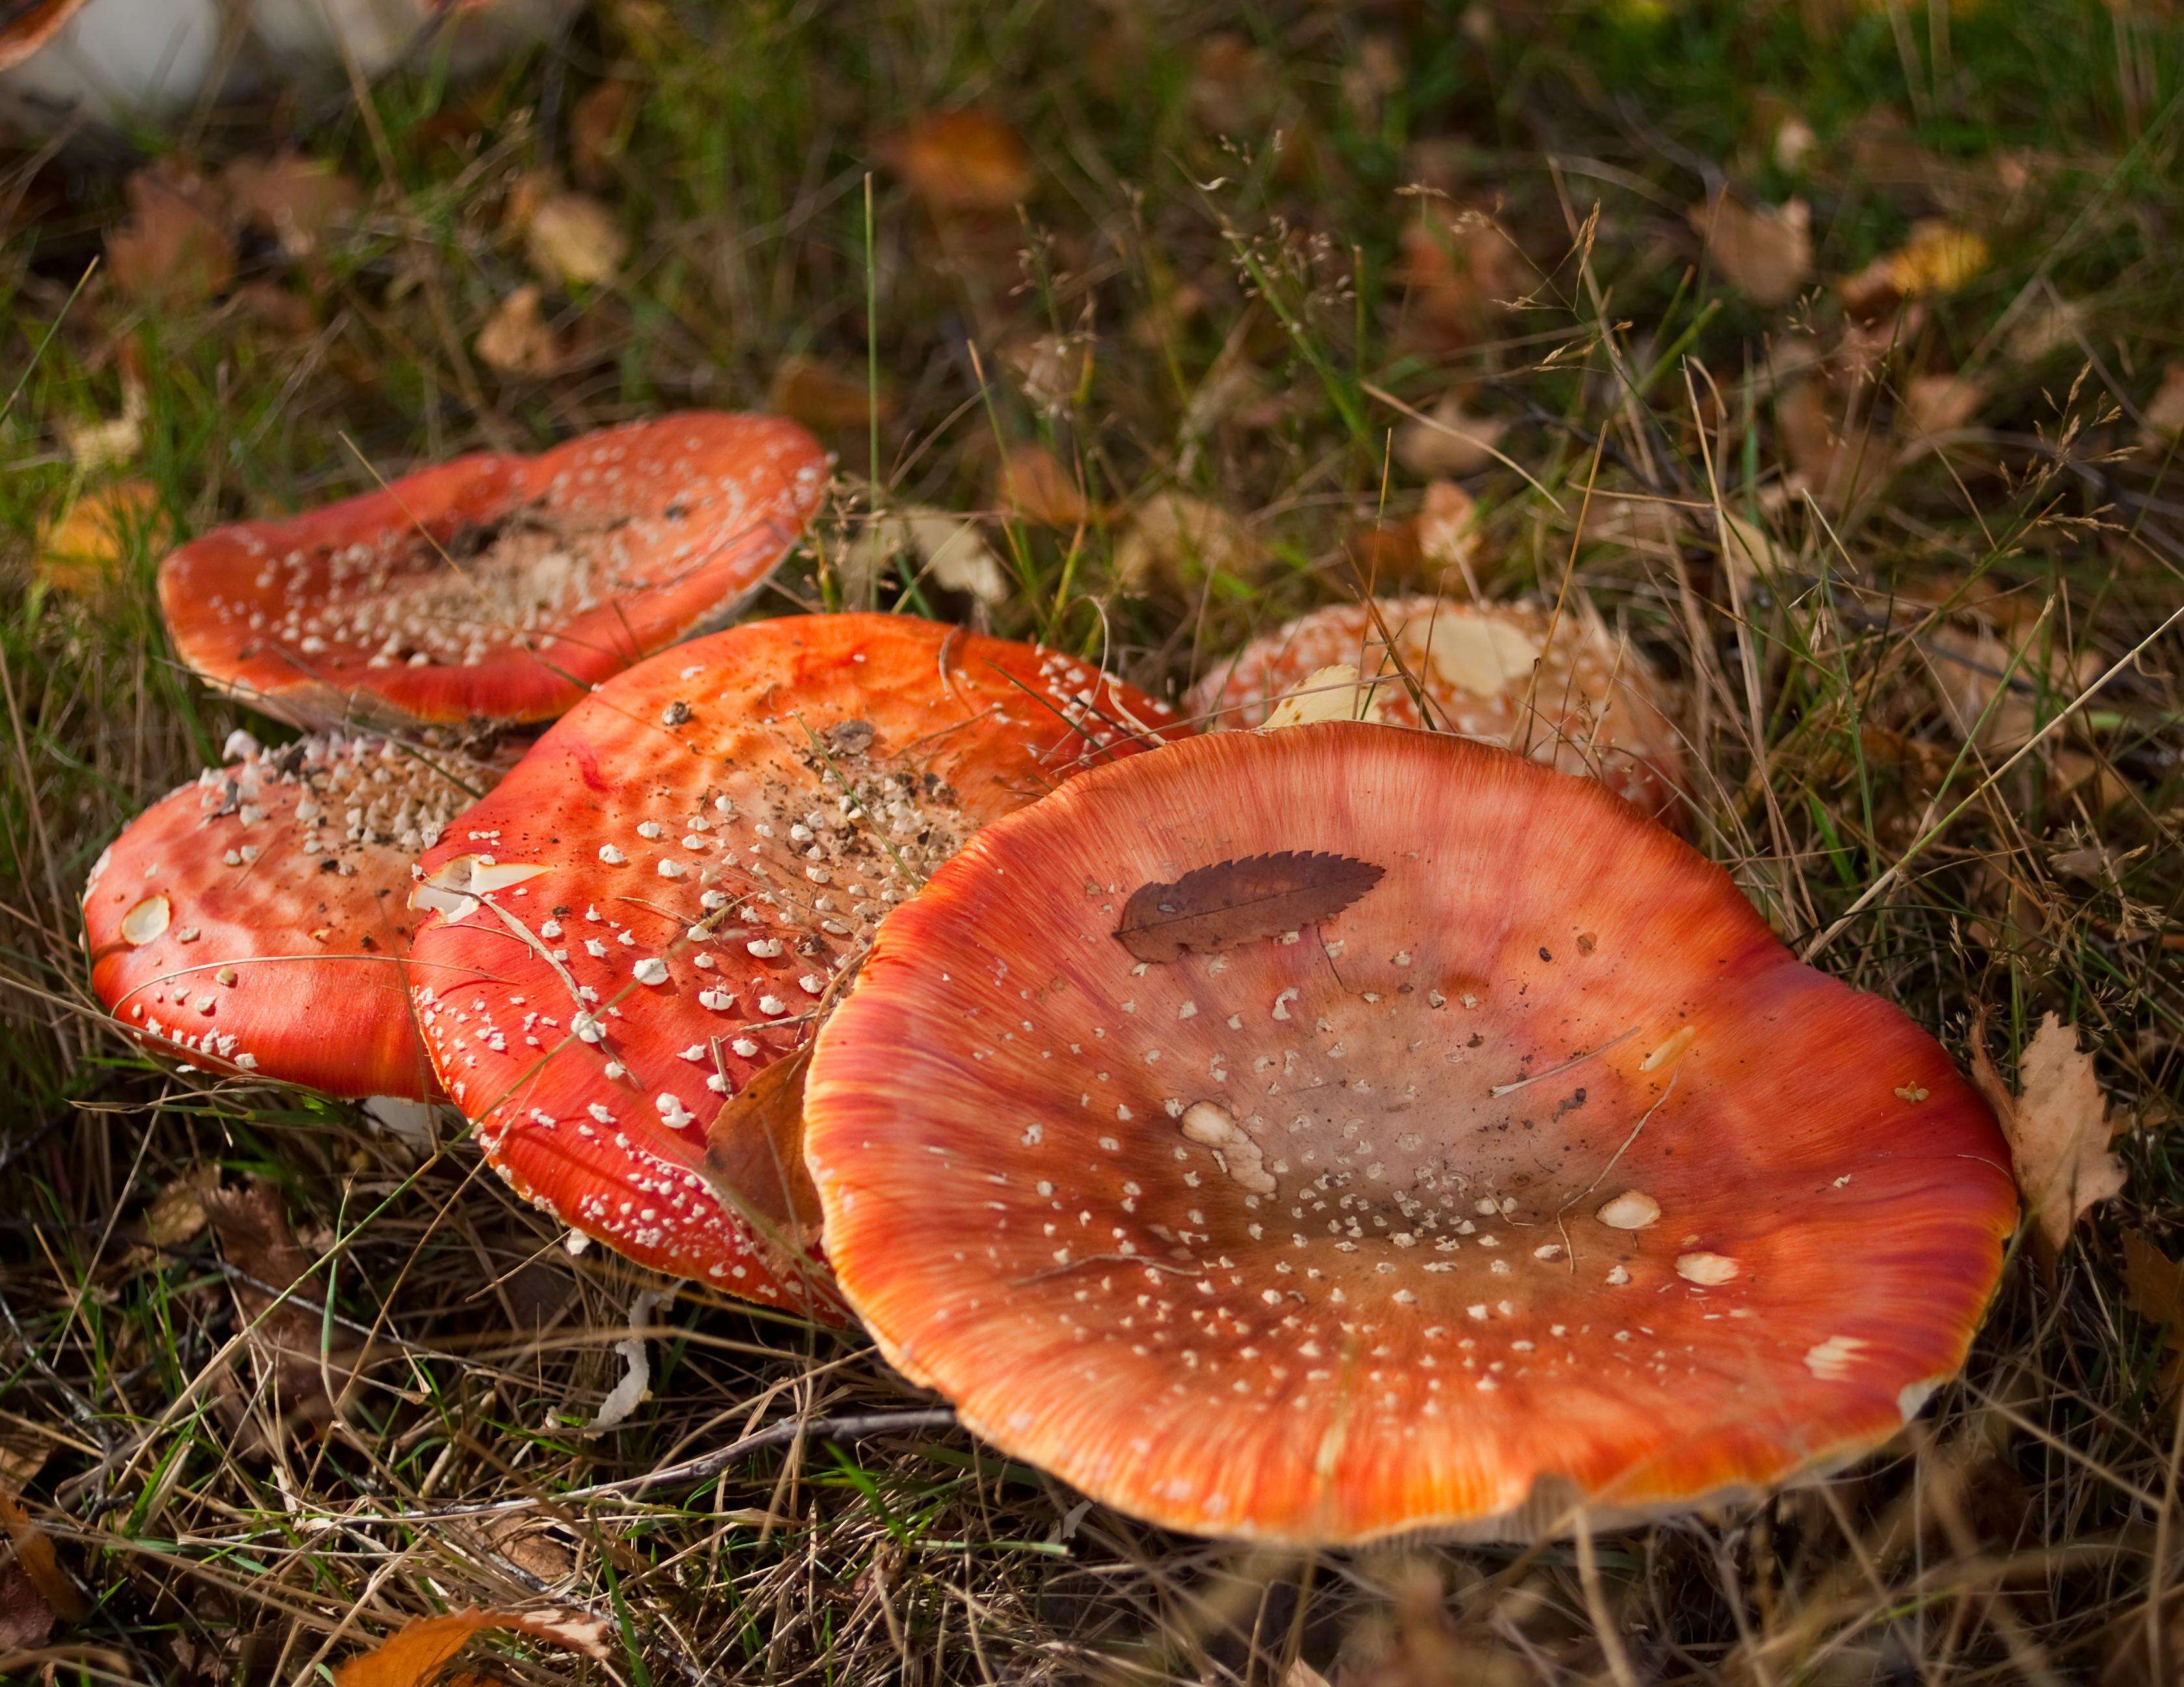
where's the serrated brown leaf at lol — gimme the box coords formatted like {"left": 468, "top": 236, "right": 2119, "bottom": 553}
{"left": 1116, "top": 851, "right": 1385, "bottom": 963}
{"left": 1970, "top": 1013, "right": 2124, "bottom": 1264}
{"left": 331, "top": 1607, "right": 610, "bottom": 1687}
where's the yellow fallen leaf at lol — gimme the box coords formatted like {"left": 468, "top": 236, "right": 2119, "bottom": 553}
{"left": 38, "top": 480, "right": 165, "bottom": 593}
{"left": 1691, "top": 192, "right": 1812, "bottom": 307}
{"left": 1971, "top": 1013, "right": 2124, "bottom": 1262}
{"left": 1886, "top": 219, "right": 1988, "bottom": 294}
{"left": 332, "top": 1608, "right": 610, "bottom": 1686}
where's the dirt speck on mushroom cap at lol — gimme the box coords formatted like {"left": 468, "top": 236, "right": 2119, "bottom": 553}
{"left": 802, "top": 723, "right": 2016, "bottom": 1545}
{"left": 407, "top": 612, "right": 1180, "bottom": 1308}
{"left": 83, "top": 731, "right": 505, "bottom": 1100}
{"left": 1188, "top": 596, "right": 1687, "bottom": 821}
{"left": 156, "top": 411, "right": 828, "bottom": 730}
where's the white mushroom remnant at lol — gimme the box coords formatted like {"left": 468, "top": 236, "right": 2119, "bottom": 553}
{"left": 1803, "top": 1334, "right": 1869, "bottom": 1380}
{"left": 119, "top": 893, "right": 171, "bottom": 947}
{"left": 1595, "top": 1190, "right": 1661, "bottom": 1230}
{"left": 1179, "top": 1100, "right": 1277, "bottom": 1195}
{"left": 1674, "top": 1252, "right": 1739, "bottom": 1285}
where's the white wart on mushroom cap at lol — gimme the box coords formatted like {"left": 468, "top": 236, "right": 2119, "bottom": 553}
{"left": 83, "top": 730, "right": 506, "bottom": 1100}
{"left": 1188, "top": 596, "right": 1687, "bottom": 821}
{"left": 406, "top": 612, "right": 1179, "bottom": 1308}
{"left": 156, "top": 411, "right": 828, "bottom": 730}
{"left": 802, "top": 724, "right": 2017, "bottom": 1544}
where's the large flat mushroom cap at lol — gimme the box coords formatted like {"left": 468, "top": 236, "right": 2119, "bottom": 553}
{"left": 157, "top": 412, "right": 828, "bottom": 730}
{"left": 1188, "top": 596, "right": 1687, "bottom": 821}
{"left": 407, "top": 612, "right": 1178, "bottom": 1308}
{"left": 83, "top": 732, "right": 502, "bottom": 1101}
{"left": 803, "top": 724, "right": 2017, "bottom": 1545}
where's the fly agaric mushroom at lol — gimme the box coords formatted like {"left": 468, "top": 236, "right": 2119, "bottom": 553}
{"left": 1188, "top": 596, "right": 1687, "bottom": 820}
{"left": 157, "top": 412, "right": 826, "bottom": 731}
{"left": 802, "top": 724, "right": 2016, "bottom": 1544}
{"left": 407, "top": 612, "right": 1177, "bottom": 1309}
{"left": 83, "top": 730, "right": 506, "bottom": 1103}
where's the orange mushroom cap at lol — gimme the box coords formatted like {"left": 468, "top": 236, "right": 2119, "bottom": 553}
{"left": 1188, "top": 596, "right": 1687, "bottom": 821}
{"left": 803, "top": 724, "right": 2016, "bottom": 1544}
{"left": 83, "top": 731, "right": 506, "bottom": 1101}
{"left": 407, "top": 612, "right": 1179, "bottom": 1310}
{"left": 157, "top": 413, "right": 827, "bottom": 730}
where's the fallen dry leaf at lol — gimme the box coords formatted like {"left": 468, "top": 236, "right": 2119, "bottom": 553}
{"left": 1112, "top": 491, "right": 1258, "bottom": 590}
{"left": 205, "top": 1179, "right": 379, "bottom": 1449}
{"left": 1842, "top": 218, "right": 1988, "bottom": 316}
{"left": 2142, "top": 363, "right": 2184, "bottom": 441}
{"left": 1900, "top": 372, "right": 1986, "bottom": 441}
{"left": 768, "top": 354, "right": 892, "bottom": 432}
{"left": 1117, "top": 852, "right": 1387, "bottom": 963}
{"left": 1971, "top": 1013, "right": 2124, "bottom": 1261}
{"left": 36, "top": 479, "right": 165, "bottom": 594}
{"left": 1778, "top": 379, "right": 1886, "bottom": 507}
{"left": 880, "top": 109, "right": 1033, "bottom": 212}
{"left": 1396, "top": 200, "right": 1523, "bottom": 348}
{"left": 571, "top": 76, "right": 640, "bottom": 187}
{"left": 834, "top": 506, "right": 1011, "bottom": 608}
{"left": 1415, "top": 480, "right": 1482, "bottom": 573}
{"left": 144, "top": 1164, "right": 220, "bottom": 1249}
{"left": 1692, "top": 191, "right": 1812, "bottom": 307}
{"left": 222, "top": 152, "right": 361, "bottom": 258}
{"left": 105, "top": 163, "right": 235, "bottom": 309}
{"left": 703, "top": 1045, "right": 822, "bottom": 1263}
{"left": 1715, "top": 506, "right": 1795, "bottom": 588}
{"left": 0, "top": 1485, "right": 85, "bottom": 1632}
{"left": 523, "top": 189, "right": 627, "bottom": 288}
{"left": 331, "top": 1607, "right": 610, "bottom": 1687}
{"left": 1392, "top": 390, "right": 1507, "bottom": 480}
{"left": 474, "top": 286, "right": 564, "bottom": 376}
{"left": 1262, "top": 665, "right": 1389, "bottom": 730}
{"left": 994, "top": 444, "right": 1096, "bottom": 526}
{"left": 1924, "top": 620, "right": 2094, "bottom": 752}
{"left": 0, "top": 1563, "right": 56, "bottom": 1650}
{"left": 2120, "top": 1230, "right": 2184, "bottom": 1395}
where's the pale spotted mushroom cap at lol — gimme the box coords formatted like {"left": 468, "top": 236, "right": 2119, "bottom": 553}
{"left": 802, "top": 724, "right": 2016, "bottom": 1544}
{"left": 407, "top": 612, "right": 1180, "bottom": 1311}
{"left": 1187, "top": 596, "right": 1687, "bottom": 822}
{"left": 157, "top": 412, "right": 828, "bottom": 732}
{"left": 83, "top": 730, "right": 506, "bottom": 1101}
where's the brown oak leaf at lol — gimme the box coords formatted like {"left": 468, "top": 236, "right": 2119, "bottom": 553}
{"left": 1971, "top": 1013, "right": 2124, "bottom": 1263}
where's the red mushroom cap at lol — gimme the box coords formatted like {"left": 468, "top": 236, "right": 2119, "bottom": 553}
{"left": 0, "top": 2, "right": 83, "bottom": 72}
{"left": 803, "top": 724, "right": 2016, "bottom": 1544}
{"left": 83, "top": 731, "right": 506, "bottom": 1101}
{"left": 407, "top": 612, "right": 1179, "bottom": 1308}
{"left": 1188, "top": 596, "right": 1687, "bottom": 821}
{"left": 157, "top": 413, "right": 827, "bottom": 730}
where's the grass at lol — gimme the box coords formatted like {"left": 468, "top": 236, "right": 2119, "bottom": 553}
{"left": 2, "top": 0, "right": 2182, "bottom": 1680}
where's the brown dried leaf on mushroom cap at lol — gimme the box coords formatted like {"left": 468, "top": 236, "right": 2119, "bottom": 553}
{"left": 1117, "top": 852, "right": 1386, "bottom": 963}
